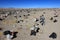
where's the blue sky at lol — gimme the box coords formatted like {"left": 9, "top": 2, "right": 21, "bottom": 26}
{"left": 0, "top": 0, "right": 60, "bottom": 8}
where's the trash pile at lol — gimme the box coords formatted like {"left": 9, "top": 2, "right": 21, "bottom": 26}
{"left": 49, "top": 32, "right": 57, "bottom": 39}
{"left": 40, "top": 15, "right": 45, "bottom": 26}
{"left": 3, "top": 30, "right": 18, "bottom": 40}
{"left": 30, "top": 25, "right": 40, "bottom": 36}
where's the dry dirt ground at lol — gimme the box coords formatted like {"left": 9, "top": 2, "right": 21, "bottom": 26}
{"left": 0, "top": 8, "right": 60, "bottom": 40}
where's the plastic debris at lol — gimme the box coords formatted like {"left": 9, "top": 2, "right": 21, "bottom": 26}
{"left": 27, "top": 14, "right": 30, "bottom": 16}
{"left": 53, "top": 19, "right": 57, "bottom": 23}
{"left": 3, "top": 30, "right": 18, "bottom": 39}
{"left": 0, "top": 18, "right": 4, "bottom": 21}
{"left": 3, "top": 30, "right": 12, "bottom": 35}
{"left": 49, "top": 32, "right": 57, "bottom": 39}
{"left": 30, "top": 26, "right": 36, "bottom": 36}
{"left": 30, "top": 25, "right": 40, "bottom": 36}
{"left": 35, "top": 18, "right": 39, "bottom": 22}
{"left": 17, "top": 21, "right": 20, "bottom": 23}
{"left": 11, "top": 32, "right": 18, "bottom": 39}
{"left": 19, "top": 15, "right": 21, "bottom": 17}
{"left": 54, "top": 15, "right": 58, "bottom": 17}
{"left": 40, "top": 15, "right": 45, "bottom": 26}
{"left": 6, "top": 34, "right": 13, "bottom": 40}
{"left": 0, "top": 28, "right": 2, "bottom": 30}
{"left": 50, "top": 17, "right": 53, "bottom": 20}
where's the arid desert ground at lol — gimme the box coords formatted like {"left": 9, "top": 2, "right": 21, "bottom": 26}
{"left": 0, "top": 8, "right": 60, "bottom": 40}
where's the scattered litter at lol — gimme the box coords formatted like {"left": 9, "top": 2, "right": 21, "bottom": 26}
{"left": 20, "top": 20, "right": 24, "bottom": 22}
{"left": 49, "top": 32, "right": 57, "bottom": 39}
{"left": 30, "top": 30, "right": 36, "bottom": 36}
{"left": 6, "top": 34, "right": 13, "bottom": 40}
{"left": 53, "top": 19, "right": 57, "bottom": 23}
{"left": 0, "top": 28, "right": 2, "bottom": 30}
{"left": 27, "top": 14, "right": 30, "bottom": 16}
{"left": 30, "top": 27, "right": 36, "bottom": 36}
{"left": 54, "top": 15, "right": 58, "bottom": 17}
{"left": 23, "top": 15, "right": 26, "bottom": 17}
{"left": 19, "top": 15, "right": 21, "bottom": 17}
{"left": 17, "top": 21, "right": 20, "bottom": 23}
{"left": 37, "top": 24, "right": 39, "bottom": 25}
{"left": 43, "top": 12, "right": 45, "bottom": 14}
{"left": 35, "top": 18, "right": 39, "bottom": 22}
{"left": 40, "top": 15, "right": 45, "bottom": 20}
{"left": 3, "top": 30, "right": 18, "bottom": 40}
{"left": 30, "top": 25, "right": 40, "bottom": 36}
{"left": 14, "top": 15, "right": 17, "bottom": 19}
{"left": 4, "top": 13, "right": 8, "bottom": 18}
{"left": 16, "top": 20, "right": 23, "bottom": 23}
{"left": 0, "top": 18, "right": 4, "bottom": 21}
{"left": 50, "top": 17, "right": 53, "bottom": 20}
{"left": 50, "top": 16, "right": 58, "bottom": 23}
{"left": 3, "top": 30, "right": 12, "bottom": 35}
{"left": 35, "top": 26, "right": 40, "bottom": 33}
{"left": 40, "top": 15, "right": 45, "bottom": 26}
{"left": 11, "top": 32, "right": 18, "bottom": 39}
{"left": 27, "top": 10, "right": 30, "bottom": 13}
{"left": 12, "top": 25, "right": 16, "bottom": 28}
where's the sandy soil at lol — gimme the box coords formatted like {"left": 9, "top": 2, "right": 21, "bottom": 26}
{"left": 0, "top": 8, "right": 60, "bottom": 40}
